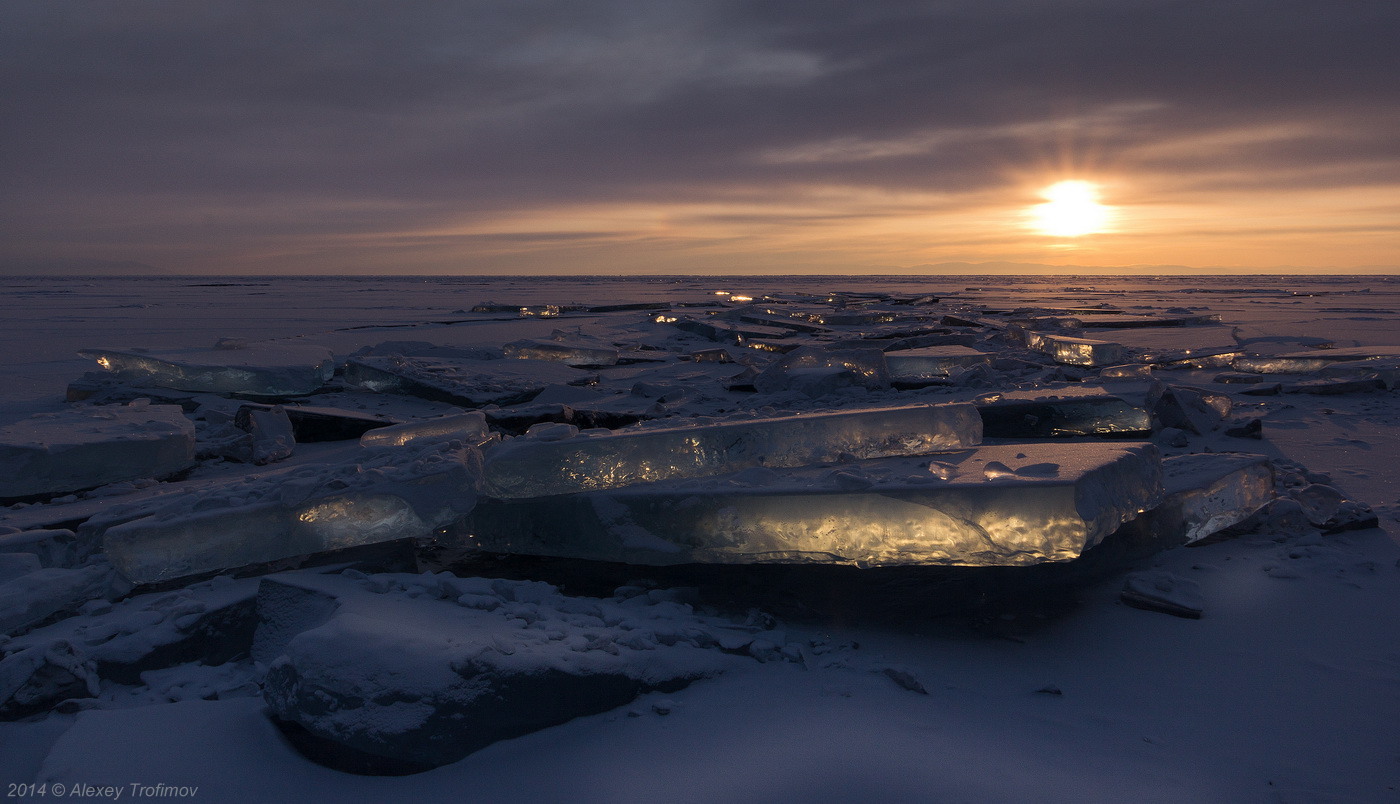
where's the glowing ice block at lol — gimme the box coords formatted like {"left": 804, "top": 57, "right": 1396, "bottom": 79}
{"left": 481, "top": 402, "right": 983, "bottom": 499}
{"left": 884, "top": 346, "right": 992, "bottom": 379}
{"left": 78, "top": 342, "right": 334, "bottom": 396}
{"left": 463, "top": 443, "right": 1163, "bottom": 567}
{"left": 0, "top": 403, "right": 195, "bottom": 499}
{"left": 1020, "top": 331, "right": 1125, "bottom": 367}
{"left": 99, "top": 441, "right": 482, "bottom": 584}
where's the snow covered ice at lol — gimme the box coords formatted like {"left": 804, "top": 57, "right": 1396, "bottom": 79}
{"left": 0, "top": 402, "right": 195, "bottom": 499}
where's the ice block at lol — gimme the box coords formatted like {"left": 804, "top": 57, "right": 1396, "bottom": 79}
{"left": 0, "top": 403, "right": 195, "bottom": 499}
{"left": 359, "top": 411, "right": 493, "bottom": 448}
{"left": 482, "top": 402, "right": 983, "bottom": 499}
{"left": 344, "top": 355, "right": 593, "bottom": 408}
{"left": 1231, "top": 346, "right": 1400, "bottom": 374}
{"left": 99, "top": 441, "right": 482, "bottom": 584}
{"left": 78, "top": 342, "right": 334, "bottom": 396}
{"left": 1155, "top": 453, "right": 1273, "bottom": 543}
{"left": 1019, "top": 331, "right": 1125, "bottom": 367}
{"left": 502, "top": 339, "right": 620, "bottom": 366}
{"left": 884, "top": 346, "right": 992, "bottom": 379}
{"left": 463, "top": 443, "right": 1163, "bottom": 567}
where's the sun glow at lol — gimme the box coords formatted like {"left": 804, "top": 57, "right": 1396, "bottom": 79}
{"left": 1031, "top": 180, "right": 1111, "bottom": 237}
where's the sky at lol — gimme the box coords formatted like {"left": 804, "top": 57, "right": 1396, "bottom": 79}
{"left": 2, "top": 0, "right": 1398, "bottom": 276}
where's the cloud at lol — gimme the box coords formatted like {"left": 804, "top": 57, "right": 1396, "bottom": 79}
{"left": 1, "top": 0, "right": 1397, "bottom": 272}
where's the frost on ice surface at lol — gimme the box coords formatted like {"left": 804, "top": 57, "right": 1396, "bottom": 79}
{"left": 481, "top": 402, "right": 983, "bottom": 499}
{"left": 466, "top": 443, "right": 1163, "bottom": 567}
{"left": 77, "top": 342, "right": 335, "bottom": 397}
{"left": 0, "top": 403, "right": 195, "bottom": 499}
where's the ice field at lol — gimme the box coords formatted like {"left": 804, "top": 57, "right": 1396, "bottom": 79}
{"left": 2, "top": 274, "right": 1399, "bottom": 802}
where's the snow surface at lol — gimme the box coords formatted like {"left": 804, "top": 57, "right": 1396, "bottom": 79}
{"left": 2, "top": 274, "right": 1399, "bottom": 802}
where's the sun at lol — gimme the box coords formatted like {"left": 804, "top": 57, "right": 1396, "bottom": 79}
{"left": 1030, "top": 180, "right": 1111, "bottom": 237}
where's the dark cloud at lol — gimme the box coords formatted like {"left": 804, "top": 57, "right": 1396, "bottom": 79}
{"left": 1, "top": 0, "right": 1397, "bottom": 271}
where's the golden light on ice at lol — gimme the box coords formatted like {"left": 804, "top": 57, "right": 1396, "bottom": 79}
{"left": 1031, "top": 180, "right": 1111, "bottom": 237}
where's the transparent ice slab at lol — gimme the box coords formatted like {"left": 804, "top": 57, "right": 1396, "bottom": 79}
{"left": 0, "top": 403, "right": 195, "bottom": 499}
{"left": 1018, "top": 330, "right": 1125, "bottom": 367}
{"left": 78, "top": 342, "right": 334, "bottom": 396}
{"left": 99, "top": 441, "right": 482, "bottom": 584}
{"left": 502, "top": 339, "right": 620, "bottom": 366}
{"left": 359, "top": 411, "right": 493, "bottom": 448}
{"left": 463, "top": 443, "right": 1163, "bottom": 567}
{"left": 1232, "top": 346, "right": 1400, "bottom": 374}
{"left": 1156, "top": 453, "right": 1273, "bottom": 543}
{"left": 344, "top": 355, "right": 594, "bottom": 408}
{"left": 884, "top": 346, "right": 992, "bottom": 379}
{"left": 482, "top": 402, "right": 983, "bottom": 499}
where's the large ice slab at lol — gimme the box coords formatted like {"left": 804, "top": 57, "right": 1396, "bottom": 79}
{"left": 883, "top": 345, "right": 991, "bottom": 380}
{"left": 482, "top": 403, "right": 983, "bottom": 499}
{"left": 502, "top": 339, "right": 620, "bottom": 366}
{"left": 78, "top": 341, "right": 334, "bottom": 396}
{"left": 0, "top": 403, "right": 195, "bottom": 499}
{"left": 1232, "top": 346, "right": 1400, "bottom": 374}
{"left": 344, "top": 355, "right": 593, "bottom": 408}
{"left": 464, "top": 443, "right": 1163, "bottom": 567}
{"left": 96, "top": 440, "right": 483, "bottom": 585}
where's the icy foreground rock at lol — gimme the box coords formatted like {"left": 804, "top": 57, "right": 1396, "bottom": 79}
{"left": 482, "top": 403, "right": 983, "bottom": 499}
{"left": 95, "top": 441, "right": 483, "bottom": 585}
{"left": 466, "top": 443, "right": 1163, "bottom": 567}
{"left": 257, "top": 572, "right": 788, "bottom": 771}
{"left": 0, "top": 403, "right": 195, "bottom": 498}
{"left": 78, "top": 342, "right": 335, "bottom": 396}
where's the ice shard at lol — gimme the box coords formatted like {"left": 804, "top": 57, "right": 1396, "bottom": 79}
{"left": 481, "top": 402, "right": 983, "bottom": 499}
{"left": 98, "top": 441, "right": 482, "bottom": 584}
{"left": 502, "top": 339, "right": 620, "bottom": 366}
{"left": 976, "top": 395, "right": 1152, "bottom": 438}
{"left": 1155, "top": 453, "right": 1273, "bottom": 543}
{"left": 0, "top": 403, "right": 195, "bottom": 499}
{"left": 883, "top": 346, "right": 992, "bottom": 380}
{"left": 343, "top": 355, "right": 594, "bottom": 408}
{"left": 78, "top": 342, "right": 334, "bottom": 396}
{"left": 463, "top": 443, "right": 1163, "bottom": 567}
